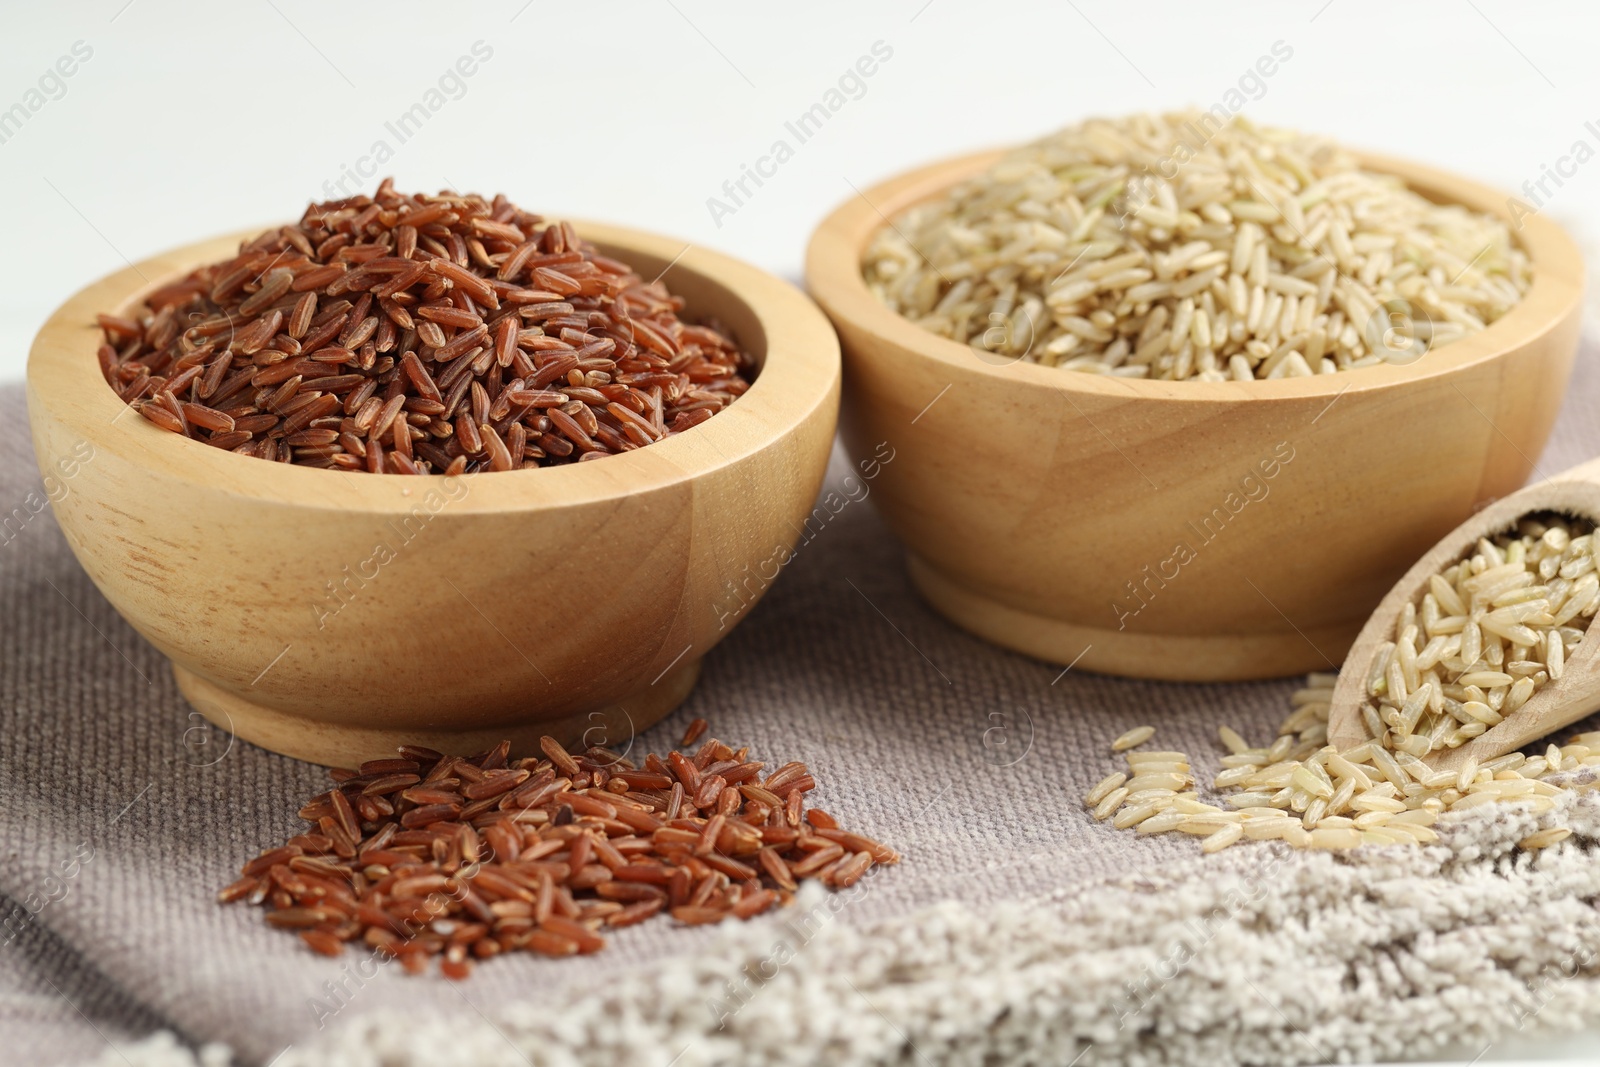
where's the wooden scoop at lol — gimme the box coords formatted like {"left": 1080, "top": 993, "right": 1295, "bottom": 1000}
{"left": 1327, "top": 457, "right": 1600, "bottom": 771}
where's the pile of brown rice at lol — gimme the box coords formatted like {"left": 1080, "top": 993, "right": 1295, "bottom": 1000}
{"left": 1087, "top": 513, "right": 1598, "bottom": 851}
{"left": 863, "top": 112, "right": 1531, "bottom": 380}
{"left": 97, "top": 181, "right": 752, "bottom": 473}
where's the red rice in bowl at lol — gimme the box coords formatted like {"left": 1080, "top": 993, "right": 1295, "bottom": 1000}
{"left": 96, "top": 181, "right": 754, "bottom": 474}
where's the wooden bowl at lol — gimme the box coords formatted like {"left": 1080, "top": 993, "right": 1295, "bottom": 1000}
{"left": 806, "top": 150, "right": 1585, "bottom": 682}
{"left": 29, "top": 223, "right": 839, "bottom": 765}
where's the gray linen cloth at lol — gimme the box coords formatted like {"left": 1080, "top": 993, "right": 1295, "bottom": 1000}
{"left": 3, "top": 346, "right": 1600, "bottom": 1067}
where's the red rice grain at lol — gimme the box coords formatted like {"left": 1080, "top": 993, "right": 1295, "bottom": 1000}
{"left": 101, "top": 180, "right": 754, "bottom": 473}
{"left": 680, "top": 717, "right": 709, "bottom": 748}
{"left": 221, "top": 733, "right": 897, "bottom": 977}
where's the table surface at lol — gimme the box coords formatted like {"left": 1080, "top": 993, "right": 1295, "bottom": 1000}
{"left": 3, "top": 3, "right": 1599, "bottom": 1062}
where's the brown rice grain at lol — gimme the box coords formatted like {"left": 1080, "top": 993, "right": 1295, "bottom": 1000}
{"left": 1111, "top": 726, "right": 1156, "bottom": 752}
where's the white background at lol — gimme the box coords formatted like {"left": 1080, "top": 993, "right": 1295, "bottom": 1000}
{"left": 3, "top": 2, "right": 1599, "bottom": 1062}
{"left": 7, "top": 1, "right": 1600, "bottom": 383}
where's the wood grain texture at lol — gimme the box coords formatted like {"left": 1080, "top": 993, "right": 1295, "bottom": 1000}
{"left": 28, "top": 223, "right": 840, "bottom": 766}
{"left": 806, "top": 149, "right": 1585, "bottom": 682}
{"left": 1328, "top": 456, "right": 1600, "bottom": 770}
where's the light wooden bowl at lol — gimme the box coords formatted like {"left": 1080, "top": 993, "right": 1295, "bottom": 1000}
{"left": 806, "top": 149, "right": 1585, "bottom": 682}
{"left": 29, "top": 223, "right": 839, "bottom": 766}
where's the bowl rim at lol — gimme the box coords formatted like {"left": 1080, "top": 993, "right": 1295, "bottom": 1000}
{"left": 805, "top": 146, "right": 1586, "bottom": 403}
{"left": 29, "top": 219, "right": 840, "bottom": 515}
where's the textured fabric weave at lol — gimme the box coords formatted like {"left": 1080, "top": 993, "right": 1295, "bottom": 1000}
{"left": 2, "top": 345, "right": 1599, "bottom": 1066}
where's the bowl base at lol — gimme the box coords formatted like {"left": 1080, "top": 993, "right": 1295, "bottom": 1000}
{"left": 906, "top": 554, "right": 1359, "bottom": 682}
{"left": 173, "top": 658, "right": 702, "bottom": 767}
